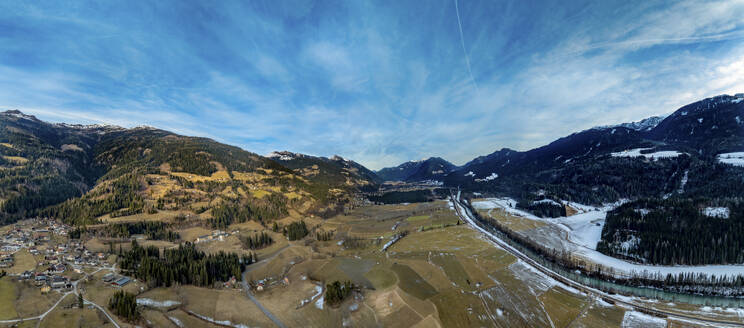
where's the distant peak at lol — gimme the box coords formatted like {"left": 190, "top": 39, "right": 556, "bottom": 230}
{"left": 594, "top": 115, "right": 667, "bottom": 132}
{"left": 56, "top": 122, "right": 125, "bottom": 131}
{"left": 2, "top": 109, "right": 39, "bottom": 121}
{"left": 267, "top": 151, "right": 302, "bottom": 161}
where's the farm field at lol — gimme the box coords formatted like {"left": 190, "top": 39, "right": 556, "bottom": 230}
{"left": 3, "top": 200, "right": 740, "bottom": 328}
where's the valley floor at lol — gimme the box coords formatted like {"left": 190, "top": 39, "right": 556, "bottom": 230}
{"left": 3, "top": 200, "right": 743, "bottom": 327}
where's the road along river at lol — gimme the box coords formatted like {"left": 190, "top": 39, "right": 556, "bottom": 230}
{"left": 450, "top": 192, "right": 744, "bottom": 326}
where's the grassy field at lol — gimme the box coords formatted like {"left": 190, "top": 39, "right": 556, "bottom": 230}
{"left": 14, "top": 280, "right": 61, "bottom": 318}
{"left": 568, "top": 301, "right": 626, "bottom": 327}
{"left": 406, "top": 215, "right": 429, "bottom": 222}
{"left": 479, "top": 208, "right": 547, "bottom": 231}
{"left": 38, "top": 294, "right": 118, "bottom": 328}
{"left": 0, "top": 277, "right": 18, "bottom": 320}
{"left": 6, "top": 249, "right": 37, "bottom": 274}
{"left": 1, "top": 156, "right": 28, "bottom": 165}
{"left": 539, "top": 287, "right": 589, "bottom": 328}
{"left": 390, "top": 263, "right": 438, "bottom": 300}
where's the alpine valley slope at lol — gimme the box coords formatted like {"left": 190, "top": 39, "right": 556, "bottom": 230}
{"left": 0, "top": 110, "right": 380, "bottom": 226}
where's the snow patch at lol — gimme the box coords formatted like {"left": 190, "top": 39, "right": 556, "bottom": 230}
{"left": 717, "top": 152, "right": 744, "bottom": 167}
{"left": 315, "top": 296, "right": 324, "bottom": 310}
{"left": 188, "top": 311, "right": 251, "bottom": 328}
{"left": 611, "top": 148, "right": 683, "bottom": 160}
{"left": 476, "top": 172, "right": 498, "bottom": 182}
{"left": 621, "top": 311, "right": 666, "bottom": 328}
{"left": 702, "top": 207, "right": 730, "bottom": 219}
{"left": 464, "top": 171, "right": 475, "bottom": 177}
{"left": 136, "top": 298, "right": 180, "bottom": 308}
{"left": 167, "top": 316, "right": 185, "bottom": 328}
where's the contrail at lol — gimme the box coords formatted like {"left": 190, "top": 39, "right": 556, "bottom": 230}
{"left": 454, "top": 0, "right": 479, "bottom": 94}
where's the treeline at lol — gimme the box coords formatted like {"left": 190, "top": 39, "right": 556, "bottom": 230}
{"left": 325, "top": 280, "right": 353, "bottom": 306}
{"left": 284, "top": 221, "right": 308, "bottom": 241}
{"left": 316, "top": 230, "right": 334, "bottom": 241}
{"left": 105, "top": 222, "right": 180, "bottom": 242}
{"left": 108, "top": 291, "right": 139, "bottom": 322}
{"left": 209, "top": 193, "right": 288, "bottom": 228}
{"left": 47, "top": 173, "right": 144, "bottom": 226}
{"left": 462, "top": 199, "right": 744, "bottom": 296}
{"left": 119, "top": 240, "right": 254, "bottom": 288}
{"left": 240, "top": 232, "right": 274, "bottom": 250}
{"left": 598, "top": 198, "right": 744, "bottom": 265}
{"left": 369, "top": 190, "right": 432, "bottom": 204}
{"left": 516, "top": 199, "right": 566, "bottom": 218}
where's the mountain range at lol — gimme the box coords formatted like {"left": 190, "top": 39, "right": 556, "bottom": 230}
{"left": 1, "top": 93, "right": 742, "bottom": 225}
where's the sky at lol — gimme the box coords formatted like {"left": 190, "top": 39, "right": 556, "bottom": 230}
{"left": 1, "top": 1, "right": 744, "bottom": 170}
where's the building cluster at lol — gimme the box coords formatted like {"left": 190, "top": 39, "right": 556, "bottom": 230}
{"left": 195, "top": 229, "right": 235, "bottom": 243}
{"left": 102, "top": 272, "right": 131, "bottom": 287}
{"left": 0, "top": 219, "right": 68, "bottom": 254}
{"left": 1, "top": 219, "right": 111, "bottom": 293}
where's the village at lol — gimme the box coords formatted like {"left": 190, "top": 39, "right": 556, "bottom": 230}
{"left": 0, "top": 219, "right": 130, "bottom": 292}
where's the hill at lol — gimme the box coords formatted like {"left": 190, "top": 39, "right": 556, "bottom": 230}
{"left": 0, "top": 111, "right": 379, "bottom": 226}
{"left": 376, "top": 157, "right": 457, "bottom": 182}
{"left": 444, "top": 93, "right": 744, "bottom": 205}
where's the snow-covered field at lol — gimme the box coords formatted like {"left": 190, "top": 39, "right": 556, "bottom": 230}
{"left": 136, "top": 298, "right": 180, "bottom": 308}
{"left": 471, "top": 198, "right": 744, "bottom": 279}
{"left": 717, "top": 152, "right": 744, "bottom": 167}
{"left": 611, "top": 148, "right": 683, "bottom": 160}
{"left": 621, "top": 311, "right": 666, "bottom": 328}
{"left": 702, "top": 207, "right": 730, "bottom": 219}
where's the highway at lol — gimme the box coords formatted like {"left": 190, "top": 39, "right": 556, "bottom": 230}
{"left": 450, "top": 192, "right": 744, "bottom": 327}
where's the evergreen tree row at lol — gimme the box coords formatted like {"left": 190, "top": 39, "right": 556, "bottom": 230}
{"left": 598, "top": 198, "right": 744, "bottom": 265}
{"left": 316, "top": 230, "right": 334, "bottom": 241}
{"left": 325, "top": 280, "right": 353, "bottom": 306}
{"left": 108, "top": 290, "right": 139, "bottom": 322}
{"left": 118, "top": 240, "right": 254, "bottom": 288}
{"left": 240, "top": 232, "right": 274, "bottom": 250}
{"left": 284, "top": 221, "right": 308, "bottom": 241}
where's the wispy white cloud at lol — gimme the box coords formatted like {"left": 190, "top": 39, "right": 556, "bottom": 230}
{"left": 0, "top": 0, "right": 743, "bottom": 170}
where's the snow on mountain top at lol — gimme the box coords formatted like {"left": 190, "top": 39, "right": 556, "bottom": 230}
{"left": 267, "top": 151, "right": 301, "bottom": 161}
{"left": 594, "top": 115, "right": 666, "bottom": 132}
{"left": 56, "top": 122, "right": 125, "bottom": 131}
{"left": 2, "top": 110, "right": 39, "bottom": 121}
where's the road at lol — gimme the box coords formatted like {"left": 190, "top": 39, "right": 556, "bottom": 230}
{"left": 240, "top": 245, "right": 289, "bottom": 328}
{"left": 450, "top": 192, "right": 744, "bottom": 327}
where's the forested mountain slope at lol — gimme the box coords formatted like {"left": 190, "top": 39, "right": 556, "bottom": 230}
{"left": 376, "top": 157, "right": 457, "bottom": 182}
{"left": 445, "top": 94, "right": 744, "bottom": 205}
{"left": 0, "top": 111, "right": 379, "bottom": 226}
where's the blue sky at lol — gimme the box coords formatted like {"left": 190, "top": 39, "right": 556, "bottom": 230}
{"left": 1, "top": 1, "right": 744, "bottom": 169}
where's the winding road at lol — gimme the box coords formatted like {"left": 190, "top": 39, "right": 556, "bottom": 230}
{"left": 240, "top": 245, "right": 290, "bottom": 328}
{"left": 0, "top": 265, "right": 120, "bottom": 328}
{"left": 450, "top": 192, "right": 744, "bottom": 327}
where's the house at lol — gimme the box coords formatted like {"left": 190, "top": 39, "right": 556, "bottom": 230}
{"left": 102, "top": 273, "right": 115, "bottom": 282}
{"left": 196, "top": 235, "right": 212, "bottom": 243}
{"left": 50, "top": 276, "right": 67, "bottom": 289}
{"left": 112, "top": 276, "right": 131, "bottom": 287}
{"left": 0, "top": 256, "right": 13, "bottom": 268}
{"left": 20, "top": 271, "right": 33, "bottom": 280}
{"left": 50, "top": 263, "right": 66, "bottom": 274}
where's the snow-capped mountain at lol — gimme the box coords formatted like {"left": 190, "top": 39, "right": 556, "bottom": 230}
{"left": 594, "top": 115, "right": 667, "bottom": 132}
